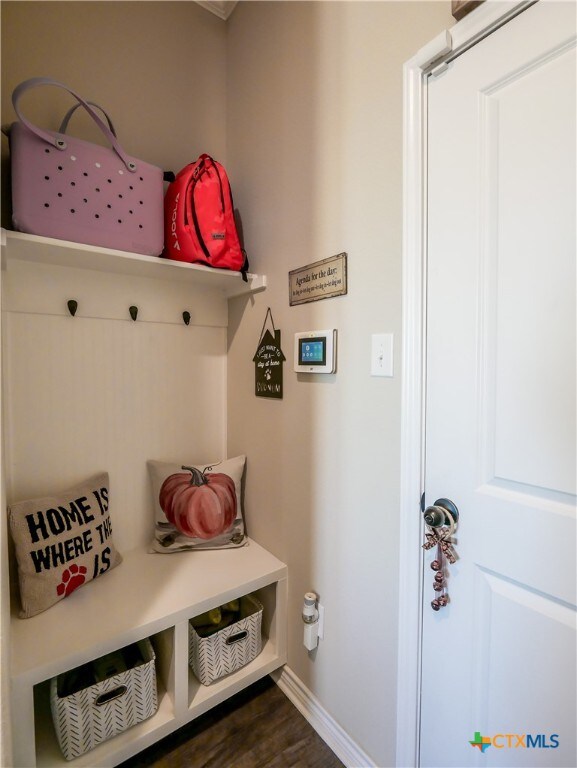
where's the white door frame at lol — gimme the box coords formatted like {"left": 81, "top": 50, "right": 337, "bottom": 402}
{"left": 396, "top": 3, "right": 533, "bottom": 766}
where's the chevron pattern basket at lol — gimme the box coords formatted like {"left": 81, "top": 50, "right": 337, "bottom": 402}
{"left": 50, "top": 638, "right": 158, "bottom": 761}
{"left": 189, "top": 594, "right": 263, "bottom": 686}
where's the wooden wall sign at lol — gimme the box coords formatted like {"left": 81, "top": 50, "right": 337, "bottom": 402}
{"left": 253, "top": 308, "right": 285, "bottom": 399}
{"left": 288, "top": 253, "right": 347, "bottom": 306}
{"left": 452, "top": 0, "right": 483, "bottom": 20}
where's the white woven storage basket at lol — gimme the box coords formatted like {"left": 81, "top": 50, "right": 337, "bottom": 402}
{"left": 189, "top": 594, "right": 263, "bottom": 686}
{"left": 50, "top": 638, "right": 157, "bottom": 761}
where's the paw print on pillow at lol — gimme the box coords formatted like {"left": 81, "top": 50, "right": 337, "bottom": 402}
{"left": 56, "top": 564, "right": 88, "bottom": 597}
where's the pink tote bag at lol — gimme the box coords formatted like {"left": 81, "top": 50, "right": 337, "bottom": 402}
{"left": 7, "top": 78, "right": 164, "bottom": 256}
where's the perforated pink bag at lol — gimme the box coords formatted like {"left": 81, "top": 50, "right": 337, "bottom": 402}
{"left": 7, "top": 78, "right": 164, "bottom": 256}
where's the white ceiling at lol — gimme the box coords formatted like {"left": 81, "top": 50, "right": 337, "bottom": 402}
{"left": 195, "top": 1, "right": 239, "bottom": 20}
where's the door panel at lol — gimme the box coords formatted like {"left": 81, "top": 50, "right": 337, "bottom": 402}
{"left": 490, "top": 47, "right": 576, "bottom": 494}
{"left": 421, "top": 3, "right": 576, "bottom": 766}
{"left": 473, "top": 568, "right": 576, "bottom": 767}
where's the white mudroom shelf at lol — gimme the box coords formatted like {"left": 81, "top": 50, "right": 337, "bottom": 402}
{"left": 3, "top": 224, "right": 280, "bottom": 767}
{"left": 1, "top": 229, "right": 266, "bottom": 299}
{"left": 11, "top": 540, "right": 288, "bottom": 767}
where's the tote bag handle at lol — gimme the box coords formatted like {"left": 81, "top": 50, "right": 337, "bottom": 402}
{"left": 12, "top": 77, "right": 136, "bottom": 172}
{"left": 58, "top": 100, "right": 117, "bottom": 137}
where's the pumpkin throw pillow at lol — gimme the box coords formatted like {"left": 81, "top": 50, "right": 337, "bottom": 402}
{"left": 9, "top": 472, "right": 122, "bottom": 618}
{"left": 148, "top": 456, "right": 247, "bottom": 553}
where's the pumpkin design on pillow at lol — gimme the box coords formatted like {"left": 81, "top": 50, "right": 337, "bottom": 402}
{"left": 159, "top": 465, "right": 237, "bottom": 539}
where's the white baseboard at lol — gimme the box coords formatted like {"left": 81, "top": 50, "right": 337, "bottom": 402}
{"left": 272, "top": 666, "right": 377, "bottom": 768}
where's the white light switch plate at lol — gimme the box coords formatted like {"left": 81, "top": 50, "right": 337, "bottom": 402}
{"left": 371, "top": 333, "right": 394, "bottom": 377}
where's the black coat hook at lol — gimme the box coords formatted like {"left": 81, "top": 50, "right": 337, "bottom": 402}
{"left": 182, "top": 311, "right": 191, "bottom": 326}
{"left": 67, "top": 299, "right": 78, "bottom": 317}
{"left": 129, "top": 305, "right": 138, "bottom": 321}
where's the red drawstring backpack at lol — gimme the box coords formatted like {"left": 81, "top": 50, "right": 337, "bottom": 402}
{"left": 163, "top": 154, "right": 248, "bottom": 279}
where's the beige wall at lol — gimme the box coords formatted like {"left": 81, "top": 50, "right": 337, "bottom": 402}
{"left": 226, "top": 3, "right": 451, "bottom": 764}
{"left": 1, "top": 1, "right": 227, "bottom": 227}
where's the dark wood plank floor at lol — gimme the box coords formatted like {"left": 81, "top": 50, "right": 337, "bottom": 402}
{"left": 119, "top": 675, "right": 345, "bottom": 768}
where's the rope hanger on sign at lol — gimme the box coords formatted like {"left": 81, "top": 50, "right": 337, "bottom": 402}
{"left": 257, "top": 307, "right": 278, "bottom": 346}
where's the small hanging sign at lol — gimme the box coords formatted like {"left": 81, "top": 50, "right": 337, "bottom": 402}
{"left": 253, "top": 308, "right": 286, "bottom": 399}
{"left": 288, "top": 252, "right": 347, "bottom": 306}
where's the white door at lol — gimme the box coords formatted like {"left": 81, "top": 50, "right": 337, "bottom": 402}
{"left": 421, "top": 3, "right": 576, "bottom": 767}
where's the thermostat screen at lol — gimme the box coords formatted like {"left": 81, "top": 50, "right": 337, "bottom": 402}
{"left": 294, "top": 329, "right": 336, "bottom": 374}
{"left": 299, "top": 337, "right": 326, "bottom": 366}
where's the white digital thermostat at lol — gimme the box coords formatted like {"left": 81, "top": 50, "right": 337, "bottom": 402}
{"left": 294, "top": 329, "right": 337, "bottom": 374}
